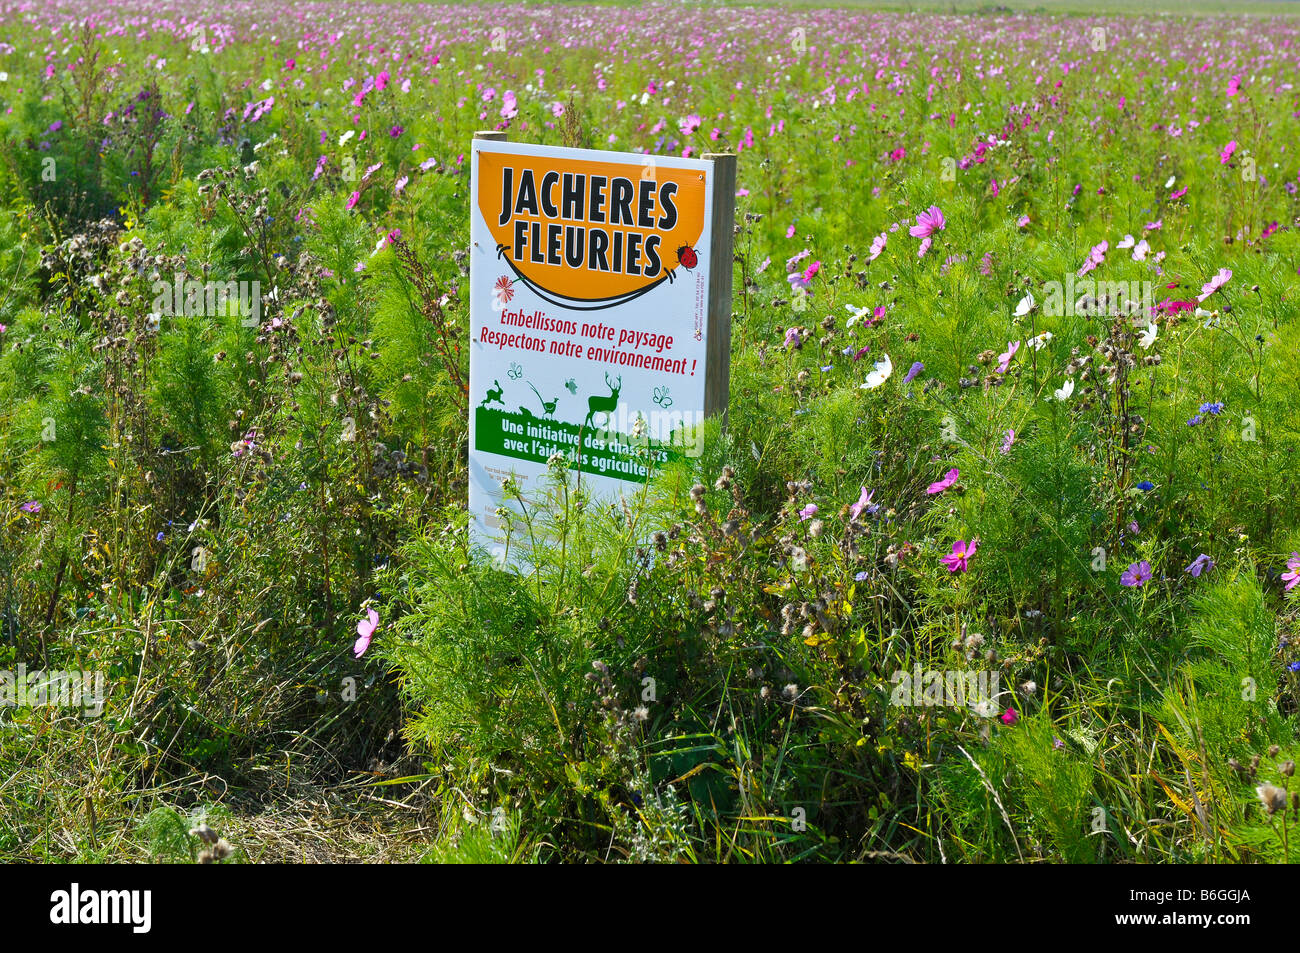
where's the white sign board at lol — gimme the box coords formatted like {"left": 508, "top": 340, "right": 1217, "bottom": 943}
{"left": 468, "top": 137, "right": 733, "bottom": 563}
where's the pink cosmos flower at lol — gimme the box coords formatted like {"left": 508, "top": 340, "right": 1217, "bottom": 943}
{"left": 849, "top": 487, "right": 874, "bottom": 519}
{"left": 1283, "top": 553, "right": 1300, "bottom": 592}
{"left": 1077, "top": 240, "right": 1108, "bottom": 277}
{"left": 798, "top": 503, "right": 818, "bottom": 521}
{"left": 996, "top": 340, "right": 1020, "bottom": 374}
{"left": 354, "top": 608, "right": 379, "bottom": 657}
{"left": 927, "top": 467, "right": 959, "bottom": 495}
{"left": 346, "top": 190, "right": 360, "bottom": 211}
{"left": 1220, "top": 140, "right": 1238, "bottom": 164}
{"left": 1197, "top": 268, "right": 1232, "bottom": 303}
{"left": 1120, "top": 560, "right": 1152, "bottom": 587}
{"left": 941, "top": 538, "right": 979, "bottom": 573}
{"left": 1000, "top": 429, "right": 1016, "bottom": 454}
{"left": 910, "top": 205, "right": 946, "bottom": 239}
{"left": 869, "top": 232, "right": 887, "bottom": 261}
{"left": 909, "top": 205, "right": 945, "bottom": 256}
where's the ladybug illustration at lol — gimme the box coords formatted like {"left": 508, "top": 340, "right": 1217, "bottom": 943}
{"left": 676, "top": 244, "right": 698, "bottom": 270}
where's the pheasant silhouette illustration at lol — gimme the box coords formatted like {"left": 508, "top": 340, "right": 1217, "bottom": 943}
{"left": 528, "top": 382, "right": 559, "bottom": 420}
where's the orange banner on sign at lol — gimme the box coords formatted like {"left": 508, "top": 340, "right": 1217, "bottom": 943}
{"left": 477, "top": 151, "right": 707, "bottom": 310}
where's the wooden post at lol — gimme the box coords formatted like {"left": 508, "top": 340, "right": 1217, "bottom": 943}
{"left": 702, "top": 152, "right": 736, "bottom": 423}
{"left": 474, "top": 130, "right": 508, "bottom": 142}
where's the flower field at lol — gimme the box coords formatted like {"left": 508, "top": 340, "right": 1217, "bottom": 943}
{"left": 2, "top": 0, "right": 1300, "bottom": 864}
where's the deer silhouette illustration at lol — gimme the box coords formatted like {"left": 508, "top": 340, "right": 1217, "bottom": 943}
{"left": 585, "top": 373, "right": 622, "bottom": 428}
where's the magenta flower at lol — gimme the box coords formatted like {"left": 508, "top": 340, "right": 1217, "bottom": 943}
{"left": 996, "top": 340, "right": 1020, "bottom": 374}
{"left": 909, "top": 205, "right": 946, "bottom": 239}
{"left": 1001, "top": 708, "right": 1018, "bottom": 726}
{"left": 19, "top": 500, "right": 41, "bottom": 515}
{"left": 1000, "top": 429, "right": 1016, "bottom": 455}
{"left": 849, "top": 486, "right": 874, "bottom": 520}
{"left": 1197, "top": 268, "right": 1232, "bottom": 303}
{"left": 798, "top": 503, "right": 818, "bottom": 521}
{"left": 1220, "top": 140, "right": 1238, "bottom": 164}
{"left": 1283, "top": 553, "right": 1300, "bottom": 592}
{"left": 1077, "top": 240, "right": 1108, "bottom": 277}
{"left": 909, "top": 205, "right": 945, "bottom": 256}
{"left": 1120, "top": 560, "right": 1152, "bottom": 587}
{"left": 927, "top": 468, "right": 959, "bottom": 495}
{"left": 346, "top": 190, "right": 361, "bottom": 211}
{"left": 354, "top": 608, "right": 380, "bottom": 658}
{"left": 940, "top": 538, "right": 979, "bottom": 573}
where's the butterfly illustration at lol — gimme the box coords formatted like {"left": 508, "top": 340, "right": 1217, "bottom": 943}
{"left": 508, "top": 362, "right": 523, "bottom": 380}
{"left": 564, "top": 378, "right": 578, "bottom": 395}
{"left": 653, "top": 386, "right": 673, "bottom": 409}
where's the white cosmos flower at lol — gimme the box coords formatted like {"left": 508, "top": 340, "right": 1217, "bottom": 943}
{"left": 1138, "top": 322, "right": 1157, "bottom": 348}
{"left": 1054, "top": 379, "right": 1075, "bottom": 401}
{"left": 1117, "top": 234, "right": 1136, "bottom": 249}
{"left": 1027, "top": 331, "right": 1053, "bottom": 350}
{"left": 1014, "top": 292, "right": 1035, "bottom": 317}
{"left": 862, "top": 353, "right": 893, "bottom": 389}
{"left": 338, "top": 130, "right": 355, "bottom": 146}
{"left": 1132, "top": 239, "right": 1150, "bottom": 262}
{"left": 1165, "top": 176, "right": 1176, "bottom": 189}
{"left": 845, "top": 304, "right": 869, "bottom": 328}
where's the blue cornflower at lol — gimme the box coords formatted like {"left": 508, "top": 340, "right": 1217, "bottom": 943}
{"left": 1187, "top": 414, "right": 1203, "bottom": 426}
{"left": 1199, "top": 401, "right": 1225, "bottom": 416}
{"left": 1136, "top": 480, "right": 1155, "bottom": 491}
{"left": 1289, "top": 661, "right": 1300, "bottom": 673}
